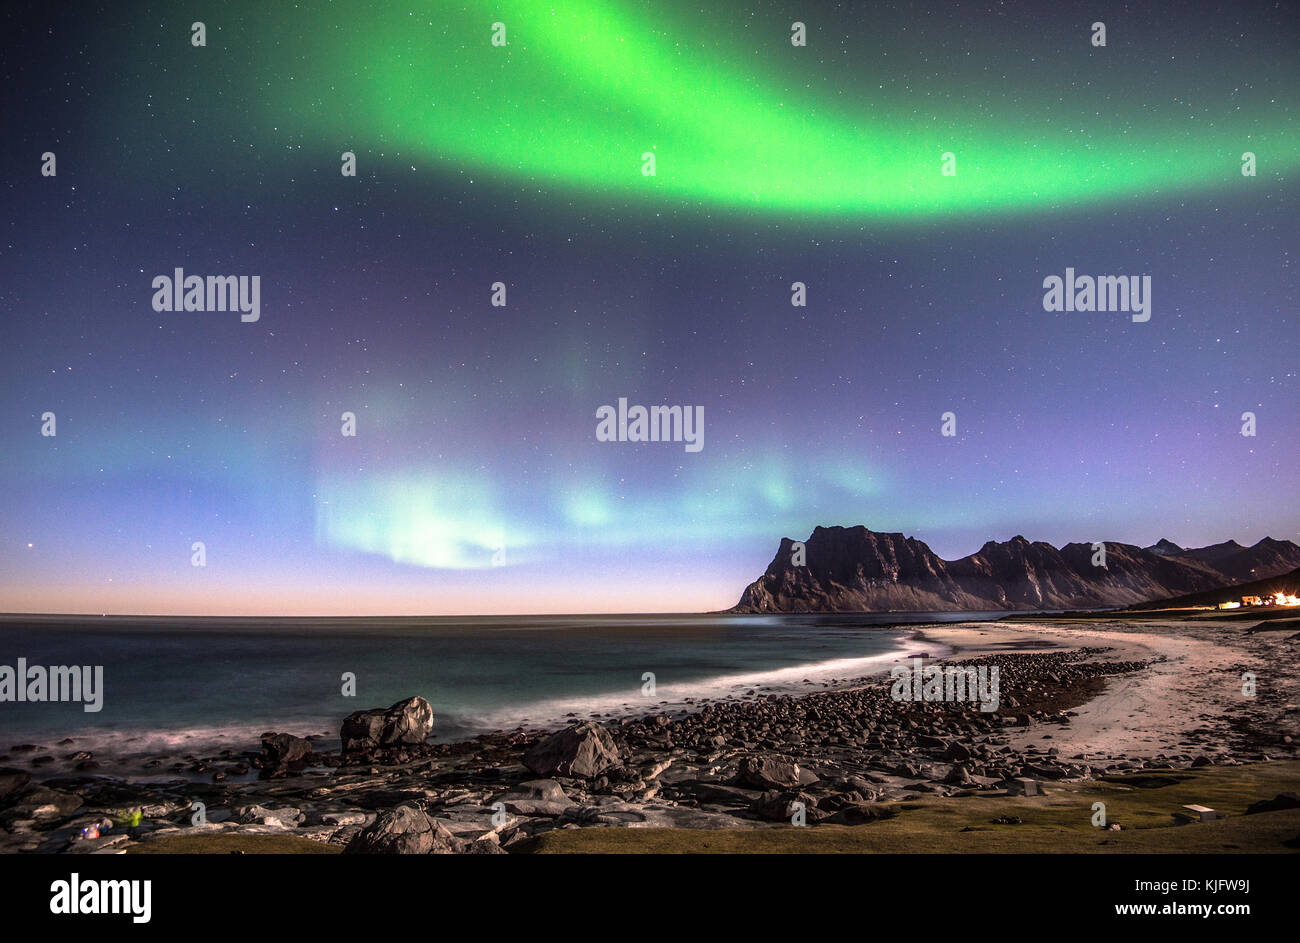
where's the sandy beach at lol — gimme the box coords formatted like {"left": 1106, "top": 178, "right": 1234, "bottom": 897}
{"left": 920, "top": 617, "right": 1299, "bottom": 761}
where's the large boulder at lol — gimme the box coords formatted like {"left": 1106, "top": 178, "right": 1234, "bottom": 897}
{"left": 341, "top": 696, "right": 434, "bottom": 753}
{"left": 738, "top": 755, "right": 803, "bottom": 790}
{"left": 753, "top": 790, "right": 822, "bottom": 822}
{"left": 343, "top": 804, "right": 460, "bottom": 854}
{"left": 523, "top": 722, "right": 621, "bottom": 779}
{"left": 260, "top": 733, "right": 313, "bottom": 768}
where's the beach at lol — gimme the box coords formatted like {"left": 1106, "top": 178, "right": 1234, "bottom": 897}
{"left": 2, "top": 615, "right": 1297, "bottom": 854}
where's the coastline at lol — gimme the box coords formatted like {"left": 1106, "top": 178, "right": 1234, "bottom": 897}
{"left": 2, "top": 615, "right": 1297, "bottom": 854}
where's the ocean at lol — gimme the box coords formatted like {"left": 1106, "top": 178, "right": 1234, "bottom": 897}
{"left": 0, "top": 612, "right": 1007, "bottom": 777}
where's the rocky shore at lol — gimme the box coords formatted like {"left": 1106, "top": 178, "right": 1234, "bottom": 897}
{"left": 2, "top": 622, "right": 1296, "bottom": 855}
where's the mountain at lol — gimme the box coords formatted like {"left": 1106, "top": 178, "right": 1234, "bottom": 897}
{"left": 730, "top": 525, "right": 1300, "bottom": 613}
{"left": 1128, "top": 566, "right": 1300, "bottom": 611}
{"left": 1178, "top": 537, "right": 1300, "bottom": 583}
{"left": 1145, "top": 538, "right": 1183, "bottom": 556}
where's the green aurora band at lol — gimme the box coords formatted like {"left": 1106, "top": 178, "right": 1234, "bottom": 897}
{"left": 244, "top": 1, "right": 1299, "bottom": 220}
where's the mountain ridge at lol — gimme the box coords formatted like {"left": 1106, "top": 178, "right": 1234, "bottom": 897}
{"left": 731, "top": 525, "right": 1300, "bottom": 613}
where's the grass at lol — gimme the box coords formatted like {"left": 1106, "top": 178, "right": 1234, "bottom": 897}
{"left": 515, "top": 761, "right": 1300, "bottom": 854}
{"left": 126, "top": 833, "right": 343, "bottom": 854}
{"left": 118, "top": 761, "right": 1299, "bottom": 854}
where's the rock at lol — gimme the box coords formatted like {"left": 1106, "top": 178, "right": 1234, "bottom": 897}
{"left": 344, "top": 805, "right": 460, "bottom": 854}
{"left": 503, "top": 799, "right": 571, "bottom": 816}
{"left": 523, "top": 722, "right": 621, "bottom": 779}
{"left": 944, "top": 741, "right": 973, "bottom": 762}
{"left": 498, "top": 779, "right": 574, "bottom": 816}
{"left": 435, "top": 807, "right": 514, "bottom": 841}
{"left": 1023, "top": 764, "right": 1065, "bottom": 780}
{"left": 0, "top": 768, "right": 32, "bottom": 804}
{"left": 0, "top": 786, "right": 83, "bottom": 824}
{"left": 823, "top": 802, "right": 897, "bottom": 826}
{"left": 65, "top": 834, "right": 131, "bottom": 854}
{"left": 1245, "top": 792, "right": 1300, "bottom": 815}
{"left": 677, "top": 782, "right": 762, "bottom": 806}
{"left": 260, "top": 732, "right": 313, "bottom": 768}
{"left": 754, "top": 790, "right": 820, "bottom": 822}
{"left": 341, "top": 697, "right": 434, "bottom": 753}
{"left": 340, "top": 711, "right": 385, "bottom": 754}
{"left": 559, "top": 798, "right": 651, "bottom": 827}
{"left": 232, "top": 804, "right": 302, "bottom": 828}
{"left": 737, "top": 755, "right": 802, "bottom": 790}
{"left": 944, "top": 764, "right": 973, "bottom": 786}
{"left": 504, "top": 779, "right": 569, "bottom": 803}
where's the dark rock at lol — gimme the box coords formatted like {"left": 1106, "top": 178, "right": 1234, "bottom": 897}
{"left": 341, "top": 697, "right": 434, "bottom": 753}
{"left": 523, "top": 722, "right": 621, "bottom": 779}
{"left": 754, "top": 790, "right": 820, "bottom": 821}
{"left": 260, "top": 733, "right": 313, "bottom": 768}
{"left": 343, "top": 805, "right": 460, "bottom": 854}
{"left": 1245, "top": 792, "right": 1300, "bottom": 815}
{"left": 738, "top": 755, "right": 802, "bottom": 790}
{"left": 944, "top": 764, "right": 973, "bottom": 786}
{"left": 944, "top": 741, "right": 973, "bottom": 762}
{"left": 0, "top": 786, "right": 83, "bottom": 823}
{"left": 0, "top": 768, "right": 31, "bottom": 804}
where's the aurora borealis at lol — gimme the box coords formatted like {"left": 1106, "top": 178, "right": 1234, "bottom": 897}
{"left": 2, "top": 0, "right": 1297, "bottom": 615}
{"left": 258, "top": 1, "right": 1300, "bottom": 217}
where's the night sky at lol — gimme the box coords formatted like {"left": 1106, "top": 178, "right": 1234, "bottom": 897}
{"left": 2, "top": 1, "right": 1296, "bottom": 615}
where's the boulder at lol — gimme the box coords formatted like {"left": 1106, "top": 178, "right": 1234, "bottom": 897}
{"left": 343, "top": 804, "right": 460, "bottom": 854}
{"left": 944, "top": 741, "right": 973, "bottom": 762}
{"left": 260, "top": 733, "right": 313, "bottom": 768}
{"left": 497, "top": 779, "right": 574, "bottom": 816}
{"left": 523, "top": 722, "right": 621, "bottom": 779}
{"left": 737, "top": 755, "right": 802, "bottom": 790}
{"left": 753, "top": 790, "right": 820, "bottom": 822}
{"left": 341, "top": 696, "right": 434, "bottom": 753}
{"left": 232, "top": 804, "right": 302, "bottom": 828}
{"left": 0, "top": 768, "right": 31, "bottom": 805}
{"left": 944, "top": 764, "right": 973, "bottom": 786}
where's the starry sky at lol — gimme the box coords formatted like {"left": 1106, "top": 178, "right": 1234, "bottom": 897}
{"left": 2, "top": 0, "right": 1297, "bottom": 615}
